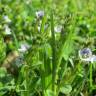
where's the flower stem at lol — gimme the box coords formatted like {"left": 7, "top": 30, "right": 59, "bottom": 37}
{"left": 90, "top": 63, "right": 93, "bottom": 93}
{"left": 50, "top": 10, "right": 57, "bottom": 96}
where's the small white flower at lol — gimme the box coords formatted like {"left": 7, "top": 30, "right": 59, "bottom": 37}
{"left": 79, "top": 48, "right": 96, "bottom": 63}
{"left": 36, "top": 10, "right": 44, "bottom": 19}
{"left": 4, "top": 24, "right": 11, "bottom": 35}
{"left": 3, "top": 15, "right": 11, "bottom": 23}
{"left": 18, "top": 43, "right": 30, "bottom": 53}
{"left": 54, "top": 25, "right": 62, "bottom": 33}
{"left": 79, "top": 48, "right": 92, "bottom": 59}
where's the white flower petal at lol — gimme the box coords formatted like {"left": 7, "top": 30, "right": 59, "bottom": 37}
{"left": 90, "top": 55, "right": 96, "bottom": 63}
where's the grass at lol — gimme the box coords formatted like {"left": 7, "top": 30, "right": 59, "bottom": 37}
{"left": 0, "top": 0, "right": 96, "bottom": 96}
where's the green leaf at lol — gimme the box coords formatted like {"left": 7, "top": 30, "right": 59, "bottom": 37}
{"left": 45, "top": 89, "right": 54, "bottom": 96}
{"left": 0, "top": 67, "right": 7, "bottom": 78}
{"left": 60, "top": 84, "right": 72, "bottom": 94}
{"left": 0, "top": 82, "right": 3, "bottom": 87}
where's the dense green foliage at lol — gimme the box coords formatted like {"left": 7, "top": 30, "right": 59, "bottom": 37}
{"left": 0, "top": 0, "right": 96, "bottom": 96}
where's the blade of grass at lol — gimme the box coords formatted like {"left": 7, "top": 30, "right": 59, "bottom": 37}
{"left": 50, "top": 10, "right": 57, "bottom": 96}
{"left": 90, "top": 63, "right": 93, "bottom": 93}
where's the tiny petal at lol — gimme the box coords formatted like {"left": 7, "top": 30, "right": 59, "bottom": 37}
{"left": 90, "top": 55, "right": 96, "bottom": 63}
{"left": 79, "top": 57, "right": 91, "bottom": 62}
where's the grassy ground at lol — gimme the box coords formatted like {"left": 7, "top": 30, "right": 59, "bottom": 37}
{"left": 0, "top": 0, "right": 96, "bottom": 96}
